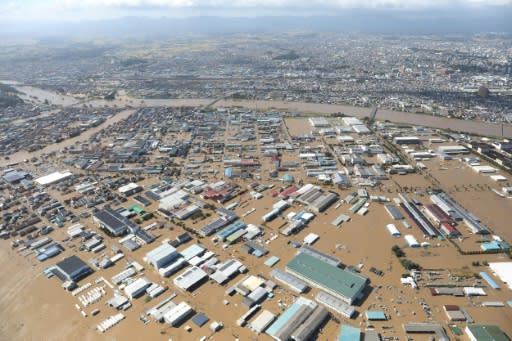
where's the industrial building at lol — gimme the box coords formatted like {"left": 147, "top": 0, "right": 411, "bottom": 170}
{"left": 179, "top": 243, "right": 206, "bottom": 261}
{"left": 53, "top": 255, "right": 93, "bottom": 282}
{"left": 437, "top": 145, "right": 469, "bottom": 154}
{"left": 270, "top": 269, "right": 309, "bottom": 293}
{"left": 423, "top": 204, "right": 456, "bottom": 227}
{"left": 295, "top": 186, "right": 337, "bottom": 213}
{"left": 173, "top": 266, "right": 208, "bottom": 291}
{"left": 386, "top": 224, "right": 401, "bottom": 237}
{"left": 393, "top": 136, "right": 421, "bottom": 145}
{"left": 309, "top": 117, "right": 330, "bottom": 127}
{"left": 430, "top": 193, "right": 490, "bottom": 234}
{"left": 250, "top": 310, "right": 276, "bottom": 335}
{"left": 341, "top": 117, "right": 363, "bottom": 126}
{"left": 404, "top": 234, "right": 420, "bottom": 248}
{"left": 210, "top": 259, "right": 245, "bottom": 284}
{"left": 338, "top": 324, "right": 361, "bottom": 341}
{"left": 365, "top": 311, "right": 387, "bottom": 321}
{"left": 399, "top": 193, "right": 439, "bottom": 237}
{"left": 34, "top": 170, "right": 73, "bottom": 186}
{"left": 298, "top": 245, "right": 343, "bottom": 267}
{"left": 93, "top": 207, "right": 139, "bottom": 237}
{"left": 285, "top": 253, "right": 368, "bottom": 305}
{"left": 158, "top": 258, "right": 187, "bottom": 277}
{"left": 403, "top": 323, "right": 449, "bottom": 341}
{"left": 465, "top": 325, "right": 510, "bottom": 341}
{"left": 124, "top": 277, "right": 151, "bottom": 299}
{"left": 163, "top": 301, "right": 194, "bottom": 327}
{"left": 118, "top": 182, "right": 143, "bottom": 196}
{"left": 145, "top": 244, "right": 179, "bottom": 269}
{"left": 266, "top": 297, "right": 328, "bottom": 341}
{"left": 2, "top": 170, "right": 30, "bottom": 184}
{"left": 488, "top": 262, "right": 512, "bottom": 290}
{"left": 315, "top": 291, "right": 355, "bottom": 319}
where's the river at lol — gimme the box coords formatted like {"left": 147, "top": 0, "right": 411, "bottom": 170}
{"left": 7, "top": 82, "right": 512, "bottom": 140}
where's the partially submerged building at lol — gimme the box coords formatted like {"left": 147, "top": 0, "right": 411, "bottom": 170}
{"left": 285, "top": 253, "right": 368, "bottom": 305}
{"left": 53, "top": 255, "right": 93, "bottom": 282}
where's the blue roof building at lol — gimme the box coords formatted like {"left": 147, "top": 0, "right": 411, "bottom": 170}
{"left": 338, "top": 324, "right": 361, "bottom": 341}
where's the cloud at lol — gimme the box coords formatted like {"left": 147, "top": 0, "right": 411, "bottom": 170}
{"left": 1, "top": 0, "right": 511, "bottom": 21}
{"left": 53, "top": 0, "right": 512, "bottom": 9}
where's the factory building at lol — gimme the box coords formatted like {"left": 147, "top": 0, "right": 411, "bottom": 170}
{"left": 404, "top": 235, "right": 420, "bottom": 248}
{"left": 53, "top": 255, "right": 93, "bottom": 282}
{"left": 465, "top": 325, "right": 510, "bottom": 341}
{"left": 163, "top": 302, "right": 194, "bottom": 327}
{"left": 173, "top": 266, "right": 208, "bottom": 291}
{"left": 93, "top": 207, "right": 139, "bottom": 237}
{"left": 145, "top": 244, "right": 179, "bottom": 269}
{"left": 286, "top": 253, "right": 368, "bottom": 305}
{"left": 309, "top": 117, "right": 330, "bottom": 127}
{"left": 266, "top": 297, "right": 328, "bottom": 341}
{"left": 393, "top": 136, "right": 421, "bottom": 145}
{"left": 315, "top": 291, "right": 355, "bottom": 319}
{"left": 437, "top": 145, "right": 469, "bottom": 155}
{"left": 118, "top": 182, "right": 143, "bottom": 196}
{"left": 124, "top": 277, "right": 151, "bottom": 299}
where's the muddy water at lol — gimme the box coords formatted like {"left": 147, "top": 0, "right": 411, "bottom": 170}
{"left": 16, "top": 86, "right": 81, "bottom": 106}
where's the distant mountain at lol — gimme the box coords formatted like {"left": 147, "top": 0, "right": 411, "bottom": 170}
{"left": 2, "top": 8, "right": 512, "bottom": 38}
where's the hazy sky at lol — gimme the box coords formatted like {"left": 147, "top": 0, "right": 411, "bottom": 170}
{"left": 1, "top": 0, "right": 511, "bottom": 21}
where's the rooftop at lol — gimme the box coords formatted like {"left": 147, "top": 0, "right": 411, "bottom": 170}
{"left": 466, "top": 325, "right": 510, "bottom": 341}
{"left": 286, "top": 253, "right": 368, "bottom": 302}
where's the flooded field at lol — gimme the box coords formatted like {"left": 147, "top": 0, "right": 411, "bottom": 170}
{"left": 16, "top": 86, "right": 81, "bottom": 107}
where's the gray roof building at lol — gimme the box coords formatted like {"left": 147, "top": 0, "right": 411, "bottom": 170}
{"left": 53, "top": 255, "right": 93, "bottom": 282}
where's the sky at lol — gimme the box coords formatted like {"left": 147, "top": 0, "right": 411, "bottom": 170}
{"left": 1, "top": 0, "right": 511, "bottom": 21}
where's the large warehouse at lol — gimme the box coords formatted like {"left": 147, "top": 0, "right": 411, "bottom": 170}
{"left": 465, "top": 325, "right": 510, "bottom": 341}
{"left": 53, "top": 255, "right": 93, "bottom": 282}
{"left": 285, "top": 253, "right": 368, "bottom": 305}
{"left": 93, "top": 207, "right": 138, "bottom": 237}
{"left": 145, "top": 244, "right": 179, "bottom": 269}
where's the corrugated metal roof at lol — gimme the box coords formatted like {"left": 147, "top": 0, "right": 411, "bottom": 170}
{"left": 286, "top": 253, "right": 367, "bottom": 302}
{"left": 338, "top": 324, "right": 361, "bottom": 341}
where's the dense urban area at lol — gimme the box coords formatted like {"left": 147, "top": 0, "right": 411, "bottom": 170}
{"left": 0, "top": 32, "right": 512, "bottom": 341}
{"left": 1, "top": 33, "right": 511, "bottom": 123}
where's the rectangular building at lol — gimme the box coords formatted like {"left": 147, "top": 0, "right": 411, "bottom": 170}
{"left": 286, "top": 253, "right": 368, "bottom": 305}
{"left": 465, "top": 325, "right": 510, "bottom": 341}
{"left": 93, "top": 207, "right": 138, "bottom": 237}
{"left": 53, "top": 255, "right": 93, "bottom": 282}
{"left": 145, "top": 244, "right": 179, "bottom": 269}
{"left": 174, "top": 266, "right": 208, "bottom": 291}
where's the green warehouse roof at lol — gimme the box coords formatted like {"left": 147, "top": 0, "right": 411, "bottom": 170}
{"left": 286, "top": 253, "right": 368, "bottom": 302}
{"left": 466, "top": 325, "right": 510, "bottom": 341}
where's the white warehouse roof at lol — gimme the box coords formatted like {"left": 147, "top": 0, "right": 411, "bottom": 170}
{"left": 404, "top": 234, "right": 420, "bottom": 247}
{"left": 35, "top": 170, "right": 73, "bottom": 185}
{"left": 489, "top": 262, "right": 512, "bottom": 290}
{"left": 174, "top": 266, "right": 208, "bottom": 291}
